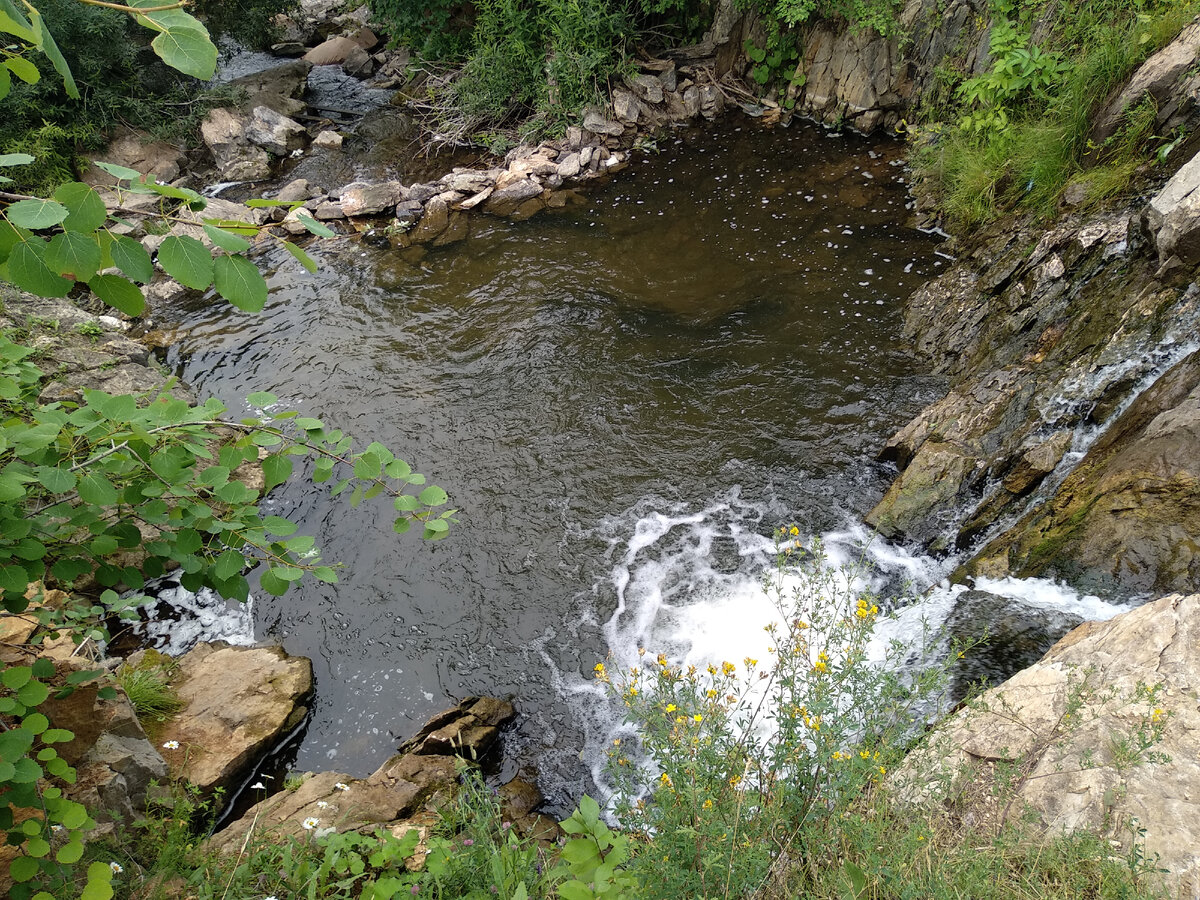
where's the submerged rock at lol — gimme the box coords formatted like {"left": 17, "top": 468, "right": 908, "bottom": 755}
{"left": 943, "top": 590, "right": 1084, "bottom": 703}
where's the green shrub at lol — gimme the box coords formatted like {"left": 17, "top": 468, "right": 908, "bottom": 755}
{"left": 914, "top": 0, "right": 1200, "bottom": 228}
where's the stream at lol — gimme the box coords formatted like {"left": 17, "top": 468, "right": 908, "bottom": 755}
{"left": 155, "top": 118, "right": 1127, "bottom": 807}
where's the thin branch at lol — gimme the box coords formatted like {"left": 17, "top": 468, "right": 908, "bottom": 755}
{"left": 77, "top": 0, "right": 189, "bottom": 12}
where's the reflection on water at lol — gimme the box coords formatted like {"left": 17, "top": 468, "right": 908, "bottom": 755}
{"left": 161, "top": 117, "right": 946, "bottom": 802}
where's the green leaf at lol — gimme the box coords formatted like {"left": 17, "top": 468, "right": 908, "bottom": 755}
{"left": 46, "top": 231, "right": 102, "bottom": 282}
{"left": 9, "top": 854, "right": 39, "bottom": 882}
{"left": 89, "top": 274, "right": 146, "bottom": 317}
{"left": 202, "top": 223, "right": 252, "bottom": 253}
{"left": 27, "top": 2, "right": 78, "bottom": 98}
{"left": 393, "top": 494, "right": 419, "bottom": 512}
{"left": 418, "top": 485, "right": 448, "bottom": 507}
{"left": 78, "top": 473, "right": 119, "bottom": 506}
{"left": 213, "top": 254, "right": 268, "bottom": 312}
{"left": 91, "top": 160, "right": 142, "bottom": 182}
{"left": 56, "top": 840, "right": 84, "bottom": 864}
{"left": 17, "top": 680, "right": 49, "bottom": 707}
{"left": 2, "top": 666, "right": 31, "bottom": 689}
{"left": 150, "top": 25, "right": 218, "bottom": 80}
{"left": 5, "top": 198, "right": 68, "bottom": 230}
{"left": 110, "top": 235, "right": 154, "bottom": 283}
{"left": 7, "top": 241, "right": 72, "bottom": 297}
{"left": 31, "top": 658, "right": 53, "bottom": 679}
{"left": 262, "top": 453, "right": 292, "bottom": 491}
{"left": 313, "top": 565, "right": 338, "bottom": 583}
{"left": 296, "top": 211, "right": 336, "bottom": 237}
{"left": 0, "top": 64, "right": 10, "bottom": 102}
{"left": 158, "top": 235, "right": 213, "bottom": 290}
{"left": 247, "top": 391, "right": 277, "bottom": 407}
{"left": 53, "top": 182, "right": 106, "bottom": 233}
{"left": 23, "top": 713, "right": 48, "bottom": 734}
{"left": 0, "top": 153, "right": 35, "bottom": 167}
{"left": 282, "top": 240, "right": 318, "bottom": 273}
{"left": 34, "top": 465, "right": 75, "bottom": 494}
{"left": 258, "top": 568, "right": 289, "bottom": 596}
{"left": 264, "top": 515, "right": 298, "bottom": 536}
{"left": 354, "top": 453, "right": 381, "bottom": 480}
{"left": 5, "top": 56, "right": 38, "bottom": 84}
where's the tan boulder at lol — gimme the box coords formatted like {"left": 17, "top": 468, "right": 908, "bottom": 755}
{"left": 157, "top": 643, "right": 312, "bottom": 797}
{"left": 894, "top": 593, "right": 1200, "bottom": 897}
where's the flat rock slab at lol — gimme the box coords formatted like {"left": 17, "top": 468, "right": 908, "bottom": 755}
{"left": 158, "top": 643, "right": 312, "bottom": 797}
{"left": 209, "top": 697, "right": 515, "bottom": 852}
{"left": 895, "top": 593, "right": 1200, "bottom": 897}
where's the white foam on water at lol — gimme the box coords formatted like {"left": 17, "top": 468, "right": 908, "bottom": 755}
{"left": 117, "top": 573, "right": 255, "bottom": 656}
{"left": 567, "top": 495, "right": 1137, "bottom": 803}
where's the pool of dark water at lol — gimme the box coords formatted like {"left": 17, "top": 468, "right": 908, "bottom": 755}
{"left": 159, "top": 116, "right": 947, "bottom": 804}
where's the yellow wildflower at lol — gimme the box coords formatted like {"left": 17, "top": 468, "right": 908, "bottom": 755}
{"left": 703, "top": 799, "right": 713, "bottom": 810}
{"left": 722, "top": 661, "right": 736, "bottom": 676}
{"left": 666, "top": 704, "right": 677, "bottom": 713}
{"left": 593, "top": 662, "right": 606, "bottom": 677}
{"left": 693, "top": 714, "right": 703, "bottom": 723}
{"left": 789, "top": 526, "right": 800, "bottom": 536}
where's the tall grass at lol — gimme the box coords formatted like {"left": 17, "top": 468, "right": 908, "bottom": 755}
{"left": 915, "top": 0, "right": 1200, "bottom": 229}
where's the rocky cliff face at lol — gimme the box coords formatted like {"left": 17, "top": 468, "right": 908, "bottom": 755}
{"left": 813, "top": 14, "right": 1200, "bottom": 598}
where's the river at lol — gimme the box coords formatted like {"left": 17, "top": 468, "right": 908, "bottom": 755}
{"left": 154, "top": 117, "right": 1116, "bottom": 807}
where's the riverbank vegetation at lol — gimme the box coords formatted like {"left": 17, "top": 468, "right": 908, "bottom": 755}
{"left": 913, "top": 0, "right": 1200, "bottom": 227}
{"left": 0, "top": 0, "right": 294, "bottom": 193}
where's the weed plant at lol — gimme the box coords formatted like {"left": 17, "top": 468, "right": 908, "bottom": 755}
{"left": 915, "top": 0, "right": 1200, "bottom": 229}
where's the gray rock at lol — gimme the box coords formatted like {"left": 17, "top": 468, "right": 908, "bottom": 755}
{"left": 338, "top": 180, "right": 402, "bottom": 217}
{"left": 228, "top": 59, "right": 312, "bottom": 117}
{"left": 313, "top": 129, "right": 344, "bottom": 149}
{"left": 277, "top": 178, "right": 317, "bottom": 203}
{"left": 314, "top": 200, "right": 346, "bottom": 220}
{"left": 401, "top": 182, "right": 441, "bottom": 203}
{"left": 627, "top": 73, "right": 664, "bottom": 104}
{"left": 408, "top": 195, "right": 449, "bottom": 243}
{"left": 613, "top": 89, "right": 640, "bottom": 123}
{"left": 1149, "top": 148, "right": 1200, "bottom": 264}
{"left": 245, "top": 105, "right": 307, "bottom": 157}
{"left": 582, "top": 109, "right": 624, "bottom": 137}
{"left": 483, "top": 179, "right": 544, "bottom": 217}
{"left": 394, "top": 200, "right": 423, "bottom": 227}
{"left": 200, "top": 108, "right": 272, "bottom": 181}
{"left": 556, "top": 152, "right": 582, "bottom": 179}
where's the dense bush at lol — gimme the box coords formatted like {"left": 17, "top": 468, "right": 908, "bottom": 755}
{"left": 373, "top": 0, "right": 709, "bottom": 137}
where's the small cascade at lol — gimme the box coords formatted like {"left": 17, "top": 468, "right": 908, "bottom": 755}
{"left": 568, "top": 493, "right": 1133, "bottom": 802}
{"left": 108, "top": 574, "right": 255, "bottom": 657}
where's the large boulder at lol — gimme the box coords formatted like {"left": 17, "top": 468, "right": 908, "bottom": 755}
{"left": 227, "top": 59, "right": 312, "bottom": 118}
{"left": 338, "top": 180, "right": 403, "bottom": 217}
{"left": 304, "top": 35, "right": 372, "bottom": 76}
{"left": 85, "top": 128, "right": 185, "bottom": 186}
{"left": 894, "top": 593, "right": 1200, "bottom": 897}
{"left": 156, "top": 643, "right": 312, "bottom": 797}
{"left": 200, "top": 108, "right": 271, "bottom": 181}
{"left": 1090, "top": 18, "right": 1200, "bottom": 149}
{"left": 245, "top": 105, "right": 307, "bottom": 157}
{"left": 1147, "top": 148, "right": 1200, "bottom": 265}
